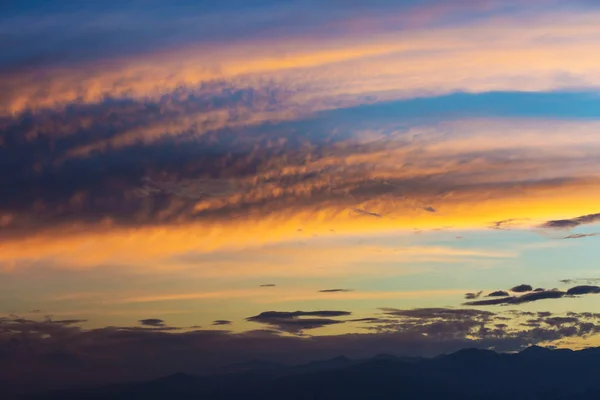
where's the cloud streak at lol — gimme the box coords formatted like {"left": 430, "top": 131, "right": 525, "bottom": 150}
{"left": 3, "top": 2, "right": 600, "bottom": 116}
{"left": 246, "top": 310, "right": 351, "bottom": 333}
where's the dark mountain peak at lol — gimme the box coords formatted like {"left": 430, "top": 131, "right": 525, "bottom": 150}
{"left": 234, "top": 359, "right": 283, "bottom": 368}
{"left": 294, "top": 355, "right": 354, "bottom": 372}
{"left": 218, "top": 359, "right": 285, "bottom": 374}
{"left": 520, "top": 345, "right": 552, "bottom": 355}
{"left": 447, "top": 347, "right": 497, "bottom": 359}
{"left": 372, "top": 353, "right": 399, "bottom": 361}
{"left": 153, "top": 372, "right": 200, "bottom": 384}
{"left": 328, "top": 355, "right": 352, "bottom": 363}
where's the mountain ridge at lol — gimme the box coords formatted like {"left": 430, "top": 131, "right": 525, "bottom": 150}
{"left": 20, "top": 346, "right": 600, "bottom": 400}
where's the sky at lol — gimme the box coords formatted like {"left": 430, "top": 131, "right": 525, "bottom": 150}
{"left": 2, "top": 0, "right": 600, "bottom": 392}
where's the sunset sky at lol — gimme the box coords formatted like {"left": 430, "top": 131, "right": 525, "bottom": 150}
{"left": 2, "top": 0, "right": 600, "bottom": 391}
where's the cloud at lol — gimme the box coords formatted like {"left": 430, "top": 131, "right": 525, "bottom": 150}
{"left": 490, "top": 218, "right": 530, "bottom": 230}
{"left": 48, "top": 319, "right": 88, "bottom": 325}
{"left": 464, "top": 291, "right": 483, "bottom": 300}
{"left": 110, "top": 326, "right": 182, "bottom": 332}
{"left": 348, "top": 317, "right": 391, "bottom": 323}
{"left": 537, "top": 312, "right": 552, "bottom": 318}
{"left": 560, "top": 278, "right": 600, "bottom": 285}
{"left": 351, "top": 208, "right": 382, "bottom": 218}
{"left": 212, "top": 320, "right": 232, "bottom": 326}
{"left": 543, "top": 317, "right": 580, "bottom": 326}
{"left": 318, "top": 289, "right": 354, "bottom": 293}
{"left": 511, "top": 284, "right": 533, "bottom": 293}
{"left": 560, "top": 279, "right": 576, "bottom": 284}
{"left": 246, "top": 310, "right": 351, "bottom": 333}
{"left": 138, "top": 318, "right": 165, "bottom": 327}
{"left": 4, "top": 3, "right": 600, "bottom": 117}
{"left": 487, "top": 290, "right": 510, "bottom": 297}
{"left": 381, "top": 307, "right": 494, "bottom": 320}
{"left": 561, "top": 233, "right": 600, "bottom": 239}
{"left": 464, "top": 290, "right": 567, "bottom": 306}
{"left": 248, "top": 311, "right": 352, "bottom": 319}
{"left": 541, "top": 213, "right": 600, "bottom": 229}
{"left": 3, "top": 97, "right": 600, "bottom": 264}
{"left": 463, "top": 297, "right": 515, "bottom": 306}
{"left": 566, "top": 285, "right": 600, "bottom": 295}
{"left": 260, "top": 284, "right": 277, "bottom": 287}
{"left": 512, "top": 290, "right": 565, "bottom": 304}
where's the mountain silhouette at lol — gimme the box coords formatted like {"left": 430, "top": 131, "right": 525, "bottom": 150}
{"left": 20, "top": 346, "right": 600, "bottom": 399}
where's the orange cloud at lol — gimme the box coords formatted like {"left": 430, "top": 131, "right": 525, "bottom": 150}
{"left": 1, "top": 175, "right": 599, "bottom": 274}
{"left": 2, "top": 10, "right": 600, "bottom": 119}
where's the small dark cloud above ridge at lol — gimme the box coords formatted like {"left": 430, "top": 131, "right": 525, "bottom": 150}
{"left": 382, "top": 307, "right": 494, "bottom": 319}
{"left": 566, "top": 285, "right": 600, "bottom": 295}
{"left": 246, "top": 310, "right": 351, "bottom": 333}
{"left": 318, "top": 289, "right": 354, "bottom": 293}
{"left": 511, "top": 284, "right": 533, "bottom": 293}
{"left": 49, "top": 319, "right": 88, "bottom": 325}
{"left": 464, "top": 297, "right": 515, "bottom": 306}
{"left": 212, "top": 320, "right": 232, "bottom": 326}
{"left": 505, "top": 290, "right": 565, "bottom": 304}
{"left": 465, "top": 290, "right": 566, "bottom": 306}
{"left": 487, "top": 290, "right": 510, "bottom": 297}
{"left": 139, "top": 318, "right": 165, "bottom": 327}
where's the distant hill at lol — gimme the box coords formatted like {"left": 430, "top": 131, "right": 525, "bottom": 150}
{"left": 21, "top": 346, "right": 600, "bottom": 399}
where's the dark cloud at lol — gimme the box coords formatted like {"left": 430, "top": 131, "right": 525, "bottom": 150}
{"left": 560, "top": 278, "right": 600, "bottom": 286}
{"left": 382, "top": 307, "right": 494, "bottom": 320}
{"left": 260, "top": 284, "right": 277, "bottom": 287}
{"left": 246, "top": 310, "right": 351, "bottom": 333}
{"left": 348, "top": 317, "right": 390, "bottom": 323}
{"left": 3, "top": 0, "right": 549, "bottom": 78}
{"left": 543, "top": 317, "right": 579, "bottom": 326}
{"left": 423, "top": 206, "right": 436, "bottom": 213}
{"left": 507, "top": 290, "right": 565, "bottom": 304}
{"left": 48, "top": 319, "right": 87, "bottom": 325}
{"left": 566, "top": 285, "right": 600, "bottom": 296}
{"left": 541, "top": 213, "right": 600, "bottom": 229}
{"left": 351, "top": 208, "right": 382, "bottom": 218}
{"left": 487, "top": 290, "right": 510, "bottom": 297}
{"left": 561, "top": 233, "right": 600, "bottom": 239}
{"left": 212, "top": 320, "right": 232, "bottom": 326}
{"left": 252, "top": 311, "right": 352, "bottom": 318}
{"left": 465, "top": 290, "right": 566, "bottom": 306}
{"left": 2, "top": 92, "right": 600, "bottom": 238}
{"left": 489, "top": 218, "right": 529, "bottom": 230}
{"left": 138, "top": 318, "right": 165, "bottom": 327}
{"left": 110, "top": 326, "right": 182, "bottom": 332}
{"left": 537, "top": 312, "right": 552, "bottom": 318}
{"left": 464, "top": 297, "right": 514, "bottom": 306}
{"left": 464, "top": 291, "right": 482, "bottom": 300}
{"left": 318, "top": 289, "right": 354, "bottom": 293}
{"left": 510, "top": 284, "right": 533, "bottom": 293}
